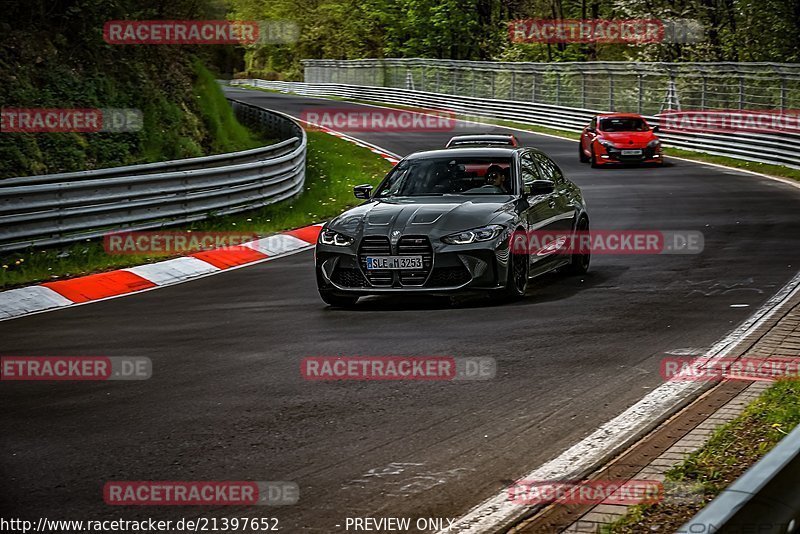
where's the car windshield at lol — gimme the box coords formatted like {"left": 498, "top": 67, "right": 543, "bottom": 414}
{"left": 599, "top": 117, "right": 649, "bottom": 132}
{"left": 375, "top": 157, "right": 514, "bottom": 197}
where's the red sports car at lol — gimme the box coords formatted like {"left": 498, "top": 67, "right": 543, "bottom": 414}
{"left": 579, "top": 113, "right": 663, "bottom": 167}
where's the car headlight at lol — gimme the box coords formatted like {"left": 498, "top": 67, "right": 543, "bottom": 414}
{"left": 647, "top": 139, "right": 661, "bottom": 149}
{"left": 319, "top": 228, "right": 354, "bottom": 246}
{"left": 597, "top": 139, "right": 616, "bottom": 149}
{"left": 442, "top": 224, "right": 504, "bottom": 245}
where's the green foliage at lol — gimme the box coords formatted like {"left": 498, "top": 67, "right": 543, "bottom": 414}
{"left": 0, "top": 0, "right": 262, "bottom": 178}
{"left": 227, "top": 0, "right": 800, "bottom": 75}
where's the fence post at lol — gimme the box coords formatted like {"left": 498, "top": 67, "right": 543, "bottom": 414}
{"left": 511, "top": 71, "right": 516, "bottom": 100}
{"left": 581, "top": 72, "right": 586, "bottom": 108}
{"left": 556, "top": 72, "right": 561, "bottom": 106}
{"left": 738, "top": 75, "right": 745, "bottom": 110}
{"left": 435, "top": 69, "right": 441, "bottom": 94}
{"left": 701, "top": 75, "right": 707, "bottom": 110}
{"left": 532, "top": 72, "right": 537, "bottom": 102}
{"left": 472, "top": 70, "right": 476, "bottom": 97}
{"left": 781, "top": 75, "right": 787, "bottom": 111}
{"left": 637, "top": 73, "right": 643, "bottom": 114}
{"left": 491, "top": 71, "right": 496, "bottom": 99}
{"left": 609, "top": 71, "right": 614, "bottom": 111}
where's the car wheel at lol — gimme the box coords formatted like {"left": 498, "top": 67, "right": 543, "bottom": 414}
{"left": 319, "top": 291, "right": 359, "bottom": 308}
{"left": 563, "top": 218, "right": 591, "bottom": 275}
{"left": 502, "top": 243, "right": 529, "bottom": 300}
{"left": 590, "top": 145, "right": 600, "bottom": 168}
{"left": 579, "top": 141, "right": 589, "bottom": 163}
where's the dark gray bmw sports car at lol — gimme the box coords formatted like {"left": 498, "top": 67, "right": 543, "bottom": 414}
{"left": 315, "top": 147, "right": 590, "bottom": 307}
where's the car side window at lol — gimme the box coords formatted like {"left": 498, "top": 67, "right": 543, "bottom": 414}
{"left": 520, "top": 152, "right": 541, "bottom": 186}
{"left": 589, "top": 117, "right": 596, "bottom": 129}
{"left": 532, "top": 153, "right": 564, "bottom": 186}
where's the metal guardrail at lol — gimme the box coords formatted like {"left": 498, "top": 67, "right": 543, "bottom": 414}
{"left": 230, "top": 78, "right": 800, "bottom": 169}
{"left": 680, "top": 422, "right": 800, "bottom": 533}
{"left": 0, "top": 99, "right": 306, "bottom": 252}
{"left": 302, "top": 59, "right": 800, "bottom": 115}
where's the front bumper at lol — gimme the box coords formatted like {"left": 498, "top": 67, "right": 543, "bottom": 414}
{"left": 316, "top": 234, "right": 509, "bottom": 295}
{"left": 595, "top": 145, "right": 663, "bottom": 165}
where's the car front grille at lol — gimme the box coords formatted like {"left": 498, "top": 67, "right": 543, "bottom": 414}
{"left": 357, "top": 234, "right": 434, "bottom": 287}
{"left": 359, "top": 236, "right": 392, "bottom": 286}
{"left": 396, "top": 236, "right": 433, "bottom": 286}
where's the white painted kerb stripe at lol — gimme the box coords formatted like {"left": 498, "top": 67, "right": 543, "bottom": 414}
{"left": 125, "top": 257, "right": 220, "bottom": 286}
{"left": 0, "top": 286, "right": 74, "bottom": 320}
{"left": 243, "top": 234, "right": 311, "bottom": 256}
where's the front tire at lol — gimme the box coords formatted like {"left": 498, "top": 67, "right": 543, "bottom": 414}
{"left": 319, "top": 291, "right": 359, "bottom": 308}
{"left": 579, "top": 141, "right": 589, "bottom": 163}
{"left": 563, "top": 218, "right": 591, "bottom": 275}
{"left": 590, "top": 145, "right": 600, "bottom": 168}
{"left": 501, "top": 242, "right": 529, "bottom": 300}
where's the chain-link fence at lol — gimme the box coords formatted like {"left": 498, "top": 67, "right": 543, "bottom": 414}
{"left": 302, "top": 59, "right": 800, "bottom": 115}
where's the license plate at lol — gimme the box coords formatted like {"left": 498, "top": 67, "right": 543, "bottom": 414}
{"left": 621, "top": 149, "right": 643, "bottom": 156}
{"left": 366, "top": 256, "right": 423, "bottom": 270}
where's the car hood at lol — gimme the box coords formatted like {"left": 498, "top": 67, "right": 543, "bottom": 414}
{"left": 327, "top": 196, "right": 515, "bottom": 239}
{"left": 600, "top": 131, "right": 655, "bottom": 147}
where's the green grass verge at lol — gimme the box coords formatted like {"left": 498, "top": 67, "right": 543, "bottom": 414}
{"left": 0, "top": 130, "right": 390, "bottom": 289}
{"left": 604, "top": 379, "right": 800, "bottom": 533}
{"left": 239, "top": 84, "right": 800, "bottom": 183}
{"left": 193, "top": 64, "right": 268, "bottom": 154}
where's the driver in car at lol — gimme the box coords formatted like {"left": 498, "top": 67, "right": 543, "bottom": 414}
{"left": 483, "top": 165, "right": 508, "bottom": 193}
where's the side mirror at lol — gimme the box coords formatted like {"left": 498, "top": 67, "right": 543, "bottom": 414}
{"left": 529, "top": 179, "right": 555, "bottom": 196}
{"left": 587, "top": 127, "right": 596, "bottom": 133}
{"left": 652, "top": 125, "right": 660, "bottom": 133}
{"left": 353, "top": 184, "right": 373, "bottom": 199}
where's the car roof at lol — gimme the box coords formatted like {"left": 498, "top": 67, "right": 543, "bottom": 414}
{"left": 405, "top": 147, "right": 524, "bottom": 159}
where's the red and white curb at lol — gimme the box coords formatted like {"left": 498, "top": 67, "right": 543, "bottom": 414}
{"left": 0, "top": 225, "right": 324, "bottom": 322}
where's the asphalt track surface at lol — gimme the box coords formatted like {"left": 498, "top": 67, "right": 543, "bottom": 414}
{"left": 3, "top": 87, "right": 800, "bottom": 532}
